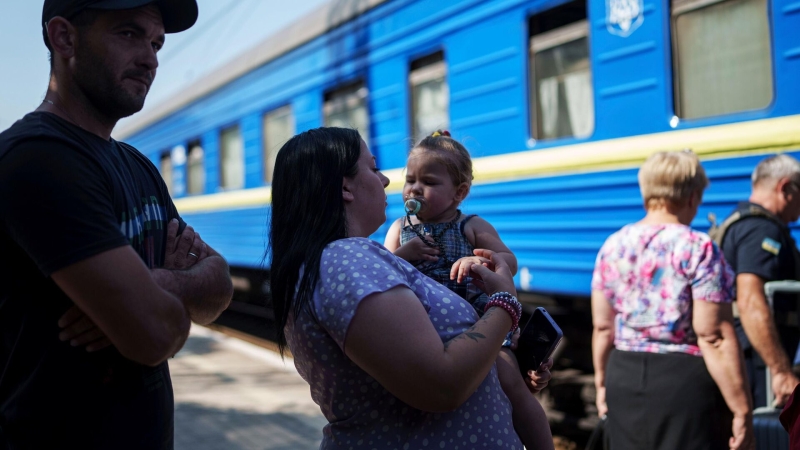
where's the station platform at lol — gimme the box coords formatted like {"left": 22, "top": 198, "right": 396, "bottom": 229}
{"left": 169, "top": 323, "right": 587, "bottom": 450}
{"left": 170, "top": 325, "right": 326, "bottom": 450}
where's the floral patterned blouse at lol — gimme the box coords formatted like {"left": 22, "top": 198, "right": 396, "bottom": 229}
{"left": 591, "top": 223, "right": 735, "bottom": 356}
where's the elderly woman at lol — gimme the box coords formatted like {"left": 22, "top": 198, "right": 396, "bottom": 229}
{"left": 268, "top": 127, "right": 553, "bottom": 450}
{"left": 592, "top": 151, "right": 754, "bottom": 450}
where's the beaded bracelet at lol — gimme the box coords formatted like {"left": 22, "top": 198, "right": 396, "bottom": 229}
{"left": 484, "top": 291, "right": 522, "bottom": 333}
{"left": 488, "top": 292, "right": 522, "bottom": 318}
{"left": 487, "top": 300, "right": 520, "bottom": 332}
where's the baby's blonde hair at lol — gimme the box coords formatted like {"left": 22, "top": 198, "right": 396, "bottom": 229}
{"left": 638, "top": 150, "right": 708, "bottom": 208}
{"left": 410, "top": 130, "right": 473, "bottom": 187}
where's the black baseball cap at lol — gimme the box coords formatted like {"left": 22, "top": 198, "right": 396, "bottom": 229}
{"left": 42, "top": 0, "right": 199, "bottom": 46}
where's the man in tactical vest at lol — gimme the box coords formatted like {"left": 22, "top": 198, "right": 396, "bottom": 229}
{"left": 712, "top": 154, "right": 800, "bottom": 408}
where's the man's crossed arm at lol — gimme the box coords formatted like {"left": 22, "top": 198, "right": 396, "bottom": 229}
{"left": 153, "top": 219, "right": 234, "bottom": 325}
{"left": 57, "top": 220, "right": 233, "bottom": 359}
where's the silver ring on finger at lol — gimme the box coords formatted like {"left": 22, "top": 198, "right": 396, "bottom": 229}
{"left": 188, "top": 252, "right": 199, "bottom": 259}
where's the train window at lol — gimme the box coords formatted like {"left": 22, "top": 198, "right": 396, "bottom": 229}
{"left": 410, "top": 51, "right": 449, "bottom": 143}
{"left": 219, "top": 125, "right": 244, "bottom": 190}
{"left": 159, "top": 152, "right": 173, "bottom": 195}
{"left": 529, "top": 1, "right": 593, "bottom": 141}
{"left": 263, "top": 105, "right": 294, "bottom": 184}
{"left": 323, "top": 81, "right": 370, "bottom": 145}
{"left": 672, "top": 0, "right": 773, "bottom": 119}
{"left": 186, "top": 140, "right": 204, "bottom": 195}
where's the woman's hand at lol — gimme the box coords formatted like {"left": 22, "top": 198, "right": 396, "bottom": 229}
{"left": 729, "top": 412, "right": 754, "bottom": 450}
{"left": 394, "top": 236, "right": 439, "bottom": 262}
{"left": 595, "top": 385, "right": 608, "bottom": 417}
{"left": 592, "top": 290, "right": 615, "bottom": 419}
{"left": 468, "top": 249, "right": 516, "bottom": 297}
{"left": 693, "top": 301, "right": 754, "bottom": 450}
{"left": 450, "top": 256, "right": 491, "bottom": 283}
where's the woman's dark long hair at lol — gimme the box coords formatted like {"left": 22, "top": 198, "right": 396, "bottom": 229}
{"left": 268, "top": 127, "right": 362, "bottom": 355}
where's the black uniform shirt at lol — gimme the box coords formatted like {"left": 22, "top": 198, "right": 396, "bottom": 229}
{"left": 0, "top": 112, "right": 184, "bottom": 449}
{"left": 721, "top": 202, "right": 797, "bottom": 284}
{"left": 721, "top": 201, "right": 799, "bottom": 357}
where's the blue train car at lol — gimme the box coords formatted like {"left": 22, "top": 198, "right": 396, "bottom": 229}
{"left": 119, "top": 0, "right": 800, "bottom": 299}
{"left": 119, "top": 0, "right": 800, "bottom": 333}
{"left": 116, "top": 0, "right": 800, "bottom": 432}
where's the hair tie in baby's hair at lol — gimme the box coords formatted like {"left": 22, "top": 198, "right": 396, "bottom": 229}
{"left": 431, "top": 130, "right": 451, "bottom": 138}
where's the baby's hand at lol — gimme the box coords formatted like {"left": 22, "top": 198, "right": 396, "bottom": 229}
{"left": 394, "top": 236, "right": 439, "bottom": 262}
{"left": 526, "top": 358, "right": 554, "bottom": 394}
{"left": 450, "top": 256, "right": 491, "bottom": 283}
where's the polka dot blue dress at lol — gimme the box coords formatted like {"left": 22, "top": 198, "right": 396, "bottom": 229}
{"left": 286, "top": 238, "right": 521, "bottom": 450}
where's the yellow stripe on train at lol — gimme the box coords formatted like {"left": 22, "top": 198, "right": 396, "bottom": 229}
{"left": 174, "top": 114, "right": 800, "bottom": 214}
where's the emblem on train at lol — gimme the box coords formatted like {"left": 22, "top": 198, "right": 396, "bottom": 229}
{"left": 606, "top": 0, "right": 644, "bottom": 37}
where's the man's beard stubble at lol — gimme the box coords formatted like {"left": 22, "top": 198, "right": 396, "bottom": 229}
{"left": 73, "top": 45, "right": 151, "bottom": 123}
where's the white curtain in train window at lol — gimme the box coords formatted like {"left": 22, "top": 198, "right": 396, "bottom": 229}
{"left": 412, "top": 75, "right": 449, "bottom": 143}
{"left": 534, "top": 36, "right": 593, "bottom": 140}
{"left": 186, "top": 143, "right": 204, "bottom": 195}
{"left": 350, "top": 102, "right": 369, "bottom": 145}
{"left": 538, "top": 78, "right": 560, "bottom": 139}
{"left": 263, "top": 105, "right": 295, "bottom": 184}
{"left": 674, "top": 0, "right": 772, "bottom": 119}
{"left": 564, "top": 71, "right": 594, "bottom": 138}
{"left": 220, "top": 126, "right": 244, "bottom": 190}
{"left": 324, "top": 84, "right": 370, "bottom": 145}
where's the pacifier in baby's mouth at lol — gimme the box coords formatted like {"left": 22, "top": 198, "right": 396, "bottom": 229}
{"left": 404, "top": 197, "right": 426, "bottom": 215}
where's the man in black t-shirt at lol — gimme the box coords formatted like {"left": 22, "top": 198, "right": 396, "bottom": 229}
{"left": 719, "top": 154, "right": 800, "bottom": 409}
{"left": 0, "top": 1, "right": 233, "bottom": 448}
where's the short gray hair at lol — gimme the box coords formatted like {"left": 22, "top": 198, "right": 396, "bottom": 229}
{"left": 752, "top": 154, "right": 800, "bottom": 188}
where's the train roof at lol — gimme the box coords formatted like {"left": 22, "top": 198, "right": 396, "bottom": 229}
{"left": 115, "top": 0, "right": 389, "bottom": 140}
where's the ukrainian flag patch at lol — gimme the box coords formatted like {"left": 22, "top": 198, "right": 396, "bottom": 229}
{"left": 762, "top": 237, "right": 782, "bottom": 256}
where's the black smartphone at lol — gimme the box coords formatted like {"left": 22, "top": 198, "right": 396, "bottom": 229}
{"left": 514, "top": 307, "right": 563, "bottom": 377}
